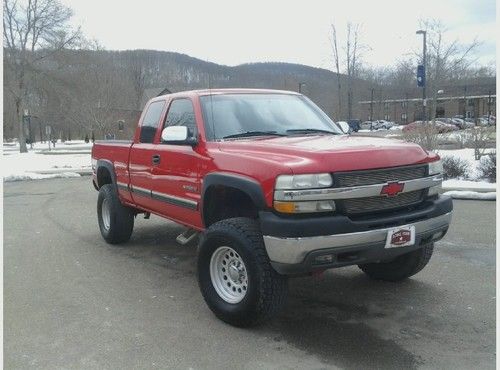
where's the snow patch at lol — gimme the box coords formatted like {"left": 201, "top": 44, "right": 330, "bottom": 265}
{"left": 4, "top": 172, "right": 81, "bottom": 182}
{"left": 442, "top": 179, "right": 496, "bottom": 192}
{"left": 443, "top": 190, "right": 496, "bottom": 200}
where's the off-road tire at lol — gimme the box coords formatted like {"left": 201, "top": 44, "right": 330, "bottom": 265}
{"left": 358, "top": 243, "right": 434, "bottom": 282}
{"left": 197, "top": 217, "right": 288, "bottom": 327}
{"left": 97, "top": 184, "right": 134, "bottom": 244}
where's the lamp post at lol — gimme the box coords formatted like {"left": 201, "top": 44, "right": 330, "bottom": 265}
{"left": 416, "top": 30, "right": 427, "bottom": 122}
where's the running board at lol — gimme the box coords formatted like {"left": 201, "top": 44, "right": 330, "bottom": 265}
{"left": 176, "top": 228, "right": 199, "bottom": 245}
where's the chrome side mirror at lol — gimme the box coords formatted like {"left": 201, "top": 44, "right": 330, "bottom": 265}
{"left": 161, "top": 126, "right": 197, "bottom": 145}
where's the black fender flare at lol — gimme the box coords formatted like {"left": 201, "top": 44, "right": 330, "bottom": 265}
{"left": 95, "top": 159, "right": 117, "bottom": 189}
{"left": 202, "top": 172, "right": 267, "bottom": 226}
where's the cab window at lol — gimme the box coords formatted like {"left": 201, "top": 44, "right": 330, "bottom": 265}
{"left": 164, "top": 99, "right": 197, "bottom": 136}
{"left": 140, "top": 101, "right": 165, "bottom": 143}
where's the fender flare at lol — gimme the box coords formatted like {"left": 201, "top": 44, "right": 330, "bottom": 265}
{"left": 95, "top": 159, "right": 117, "bottom": 188}
{"left": 202, "top": 172, "right": 267, "bottom": 225}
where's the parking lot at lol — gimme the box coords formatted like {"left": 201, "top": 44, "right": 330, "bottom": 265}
{"left": 3, "top": 177, "right": 496, "bottom": 369}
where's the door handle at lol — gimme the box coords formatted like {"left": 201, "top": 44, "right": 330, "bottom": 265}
{"left": 152, "top": 154, "right": 161, "bottom": 165}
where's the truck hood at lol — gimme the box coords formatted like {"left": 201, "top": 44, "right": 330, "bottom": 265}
{"left": 218, "top": 135, "right": 436, "bottom": 174}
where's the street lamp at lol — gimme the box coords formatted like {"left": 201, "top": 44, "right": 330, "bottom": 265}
{"left": 416, "top": 29, "right": 427, "bottom": 122}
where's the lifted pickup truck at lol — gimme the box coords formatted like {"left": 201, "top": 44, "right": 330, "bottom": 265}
{"left": 92, "top": 88, "right": 452, "bottom": 327}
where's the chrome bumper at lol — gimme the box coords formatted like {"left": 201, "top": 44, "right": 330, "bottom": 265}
{"left": 263, "top": 212, "right": 452, "bottom": 264}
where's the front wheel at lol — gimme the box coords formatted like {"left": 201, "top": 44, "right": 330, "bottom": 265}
{"left": 197, "top": 217, "right": 288, "bottom": 327}
{"left": 358, "top": 243, "right": 434, "bottom": 282}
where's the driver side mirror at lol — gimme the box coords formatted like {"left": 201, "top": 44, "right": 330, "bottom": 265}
{"left": 336, "top": 121, "right": 351, "bottom": 134}
{"left": 161, "top": 126, "right": 197, "bottom": 146}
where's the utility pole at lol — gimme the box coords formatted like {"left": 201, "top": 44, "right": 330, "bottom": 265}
{"left": 38, "top": 118, "right": 43, "bottom": 143}
{"left": 487, "top": 90, "right": 492, "bottom": 123}
{"left": 416, "top": 30, "right": 427, "bottom": 122}
{"left": 370, "top": 88, "right": 374, "bottom": 130}
{"left": 405, "top": 92, "right": 409, "bottom": 124}
{"left": 463, "top": 85, "right": 467, "bottom": 119}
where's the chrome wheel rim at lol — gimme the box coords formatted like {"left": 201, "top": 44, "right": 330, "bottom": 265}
{"left": 209, "top": 246, "right": 248, "bottom": 304}
{"left": 101, "top": 198, "right": 111, "bottom": 231}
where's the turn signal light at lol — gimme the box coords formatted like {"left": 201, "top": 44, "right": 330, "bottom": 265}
{"left": 273, "top": 200, "right": 336, "bottom": 214}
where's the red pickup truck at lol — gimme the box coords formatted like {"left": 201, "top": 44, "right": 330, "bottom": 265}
{"left": 92, "top": 88, "right": 452, "bottom": 327}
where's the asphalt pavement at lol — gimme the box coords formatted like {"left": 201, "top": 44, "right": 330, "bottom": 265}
{"left": 3, "top": 177, "right": 496, "bottom": 369}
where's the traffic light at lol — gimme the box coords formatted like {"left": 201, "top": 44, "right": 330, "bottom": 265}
{"left": 417, "top": 65, "right": 425, "bottom": 87}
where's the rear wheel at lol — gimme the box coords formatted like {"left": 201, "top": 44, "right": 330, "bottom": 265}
{"left": 97, "top": 184, "right": 134, "bottom": 244}
{"left": 197, "top": 217, "right": 288, "bottom": 327}
{"left": 358, "top": 243, "right": 434, "bottom": 282}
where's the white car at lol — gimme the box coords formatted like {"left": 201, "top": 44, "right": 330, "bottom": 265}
{"left": 372, "top": 120, "right": 395, "bottom": 130}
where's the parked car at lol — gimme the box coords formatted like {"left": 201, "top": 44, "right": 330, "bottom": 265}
{"left": 480, "top": 115, "right": 496, "bottom": 125}
{"left": 360, "top": 120, "right": 374, "bottom": 130}
{"left": 447, "top": 117, "right": 473, "bottom": 129}
{"left": 403, "top": 120, "right": 457, "bottom": 133}
{"left": 373, "top": 120, "right": 395, "bottom": 130}
{"left": 92, "top": 88, "right": 452, "bottom": 327}
{"left": 347, "top": 119, "right": 361, "bottom": 132}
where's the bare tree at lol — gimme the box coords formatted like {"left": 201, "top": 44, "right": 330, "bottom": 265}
{"left": 330, "top": 24, "right": 343, "bottom": 119}
{"left": 330, "top": 22, "right": 366, "bottom": 120}
{"left": 124, "top": 52, "right": 148, "bottom": 110}
{"left": 418, "top": 19, "right": 480, "bottom": 122}
{"left": 3, "top": 0, "right": 80, "bottom": 152}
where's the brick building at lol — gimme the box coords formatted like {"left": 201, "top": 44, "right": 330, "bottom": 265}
{"left": 358, "top": 89, "right": 496, "bottom": 124}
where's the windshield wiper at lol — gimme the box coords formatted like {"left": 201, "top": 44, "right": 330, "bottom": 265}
{"left": 222, "top": 131, "right": 286, "bottom": 139}
{"left": 286, "top": 128, "right": 339, "bottom": 135}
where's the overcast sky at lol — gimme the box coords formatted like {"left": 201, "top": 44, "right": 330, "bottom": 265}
{"left": 60, "top": 0, "right": 496, "bottom": 70}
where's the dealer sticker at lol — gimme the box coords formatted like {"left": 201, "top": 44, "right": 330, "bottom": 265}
{"left": 385, "top": 225, "right": 416, "bottom": 248}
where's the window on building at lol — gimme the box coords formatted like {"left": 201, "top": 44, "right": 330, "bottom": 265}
{"left": 164, "top": 99, "right": 197, "bottom": 135}
{"left": 401, "top": 101, "right": 408, "bottom": 108}
{"left": 401, "top": 113, "right": 407, "bottom": 122}
{"left": 384, "top": 102, "right": 390, "bottom": 109}
{"left": 384, "top": 114, "right": 390, "bottom": 120}
{"left": 140, "top": 101, "right": 165, "bottom": 143}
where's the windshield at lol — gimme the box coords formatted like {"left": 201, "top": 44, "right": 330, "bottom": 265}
{"left": 200, "top": 93, "right": 341, "bottom": 140}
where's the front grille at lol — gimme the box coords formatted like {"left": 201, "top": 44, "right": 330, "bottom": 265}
{"left": 334, "top": 164, "right": 427, "bottom": 187}
{"left": 340, "top": 190, "right": 425, "bottom": 215}
{"left": 334, "top": 165, "right": 428, "bottom": 216}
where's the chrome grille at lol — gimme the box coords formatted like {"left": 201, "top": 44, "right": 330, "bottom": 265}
{"left": 334, "top": 164, "right": 427, "bottom": 187}
{"left": 340, "top": 190, "right": 424, "bottom": 215}
{"left": 334, "top": 165, "right": 428, "bottom": 215}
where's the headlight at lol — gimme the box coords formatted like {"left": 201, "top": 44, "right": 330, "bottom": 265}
{"left": 275, "top": 173, "right": 332, "bottom": 189}
{"left": 428, "top": 160, "right": 443, "bottom": 175}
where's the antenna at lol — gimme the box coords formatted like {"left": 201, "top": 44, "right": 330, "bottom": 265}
{"left": 207, "top": 59, "right": 216, "bottom": 141}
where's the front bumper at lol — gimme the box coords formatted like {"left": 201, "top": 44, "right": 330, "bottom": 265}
{"left": 260, "top": 195, "right": 453, "bottom": 275}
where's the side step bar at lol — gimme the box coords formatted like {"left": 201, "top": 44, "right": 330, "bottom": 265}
{"left": 176, "top": 228, "right": 199, "bottom": 245}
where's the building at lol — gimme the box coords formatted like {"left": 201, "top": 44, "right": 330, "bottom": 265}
{"left": 358, "top": 90, "right": 496, "bottom": 124}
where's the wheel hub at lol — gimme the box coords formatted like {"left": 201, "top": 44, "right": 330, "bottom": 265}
{"left": 209, "top": 246, "right": 248, "bottom": 304}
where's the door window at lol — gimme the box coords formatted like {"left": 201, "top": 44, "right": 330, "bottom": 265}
{"left": 164, "top": 99, "right": 197, "bottom": 136}
{"left": 140, "top": 101, "right": 165, "bottom": 143}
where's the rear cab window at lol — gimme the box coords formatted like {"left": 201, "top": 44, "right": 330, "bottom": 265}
{"left": 140, "top": 100, "right": 165, "bottom": 143}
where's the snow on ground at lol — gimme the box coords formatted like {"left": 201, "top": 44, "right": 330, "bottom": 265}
{"left": 437, "top": 148, "right": 495, "bottom": 180}
{"left": 3, "top": 140, "right": 92, "bottom": 155}
{"left": 443, "top": 190, "right": 496, "bottom": 200}
{"left": 442, "top": 179, "right": 496, "bottom": 192}
{"left": 2, "top": 143, "right": 92, "bottom": 182}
